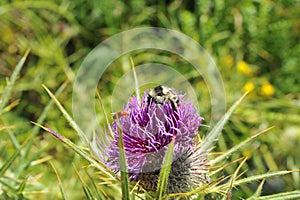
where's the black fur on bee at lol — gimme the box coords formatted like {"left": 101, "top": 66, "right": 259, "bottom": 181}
{"left": 147, "top": 85, "right": 180, "bottom": 110}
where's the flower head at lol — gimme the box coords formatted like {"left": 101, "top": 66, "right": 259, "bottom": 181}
{"left": 237, "top": 60, "right": 254, "bottom": 76}
{"left": 260, "top": 81, "right": 275, "bottom": 97}
{"left": 104, "top": 86, "right": 209, "bottom": 193}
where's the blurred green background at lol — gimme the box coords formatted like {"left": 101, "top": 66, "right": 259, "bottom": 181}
{"left": 0, "top": 0, "right": 299, "bottom": 199}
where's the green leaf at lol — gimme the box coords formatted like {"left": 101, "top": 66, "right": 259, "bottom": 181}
{"left": 0, "top": 49, "right": 30, "bottom": 115}
{"left": 156, "top": 139, "right": 175, "bottom": 200}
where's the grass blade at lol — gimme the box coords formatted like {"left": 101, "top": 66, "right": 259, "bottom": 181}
{"left": 116, "top": 122, "right": 130, "bottom": 200}
{"left": 73, "top": 164, "right": 94, "bottom": 200}
{"left": 5, "top": 127, "right": 20, "bottom": 150}
{"left": 85, "top": 169, "right": 107, "bottom": 200}
{"left": 130, "top": 57, "right": 140, "bottom": 103}
{"left": 222, "top": 157, "right": 247, "bottom": 200}
{"left": 247, "top": 180, "right": 265, "bottom": 199}
{"left": 207, "top": 171, "right": 298, "bottom": 196}
{"left": 0, "top": 137, "right": 28, "bottom": 177}
{"left": 200, "top": 92, "right": 249, "bottom": 153}
{"left": 50, "top": 162, "right": 68, "bottom": 200}
{"left": 0, "top": 49, "right": 30, "bottom": 115}
{"left": 256, "top": 190, "right": 300, "bottom": 200}
{"left": 156, "top": 139, "right": 175, "bottom": 199}
{"left": 42, "top": 84, "right": 87, "bottom": 143}
{"left": 24, "top": 81, "right": 68, "bottom": 158}
{"left": 96, "top": 89, "right": 113, "bottom": 138}
{"left": 17, "top": 176, "right": 28, "bottom": 198}
{"left": 31, "top": 122, "right": 115, "bottom": 179}
{"left": 211, "top": 127, "right": 273, "bottom": 165}
{"left": 234, "top": 170, "right": 297, "bottom": 186}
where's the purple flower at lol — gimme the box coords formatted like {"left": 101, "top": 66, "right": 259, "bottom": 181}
{"left": 105, "top": 86, "right": 209, "bottom": 193}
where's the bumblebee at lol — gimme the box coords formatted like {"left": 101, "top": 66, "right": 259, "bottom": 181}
{"left": 113, "top": 86, "right": 179, "bottom": 119}
{"left": 147, "top": 85, "right": 179, "bottom": 110}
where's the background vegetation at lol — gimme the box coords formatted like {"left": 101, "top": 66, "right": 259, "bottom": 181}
{"left": 0, "top": 0, "right": 299, "bottom": 199}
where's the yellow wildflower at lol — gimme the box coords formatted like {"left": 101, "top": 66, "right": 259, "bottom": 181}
{"left": 243, "top": 81, "right": 255, "bottom": 93}
{"left": 237, "top": 60, "right": 253, "bottom": 76}
{"left": 260, "top": 81, "right": 275, "bottom": 97}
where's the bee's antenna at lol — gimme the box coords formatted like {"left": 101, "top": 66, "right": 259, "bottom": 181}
{"left": 130, "top": 57, "right": 141, "bottom": 103}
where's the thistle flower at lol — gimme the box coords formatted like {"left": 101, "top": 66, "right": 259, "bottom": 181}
{"left": 105, "top": 86, "right": 209, "bottom": 193}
